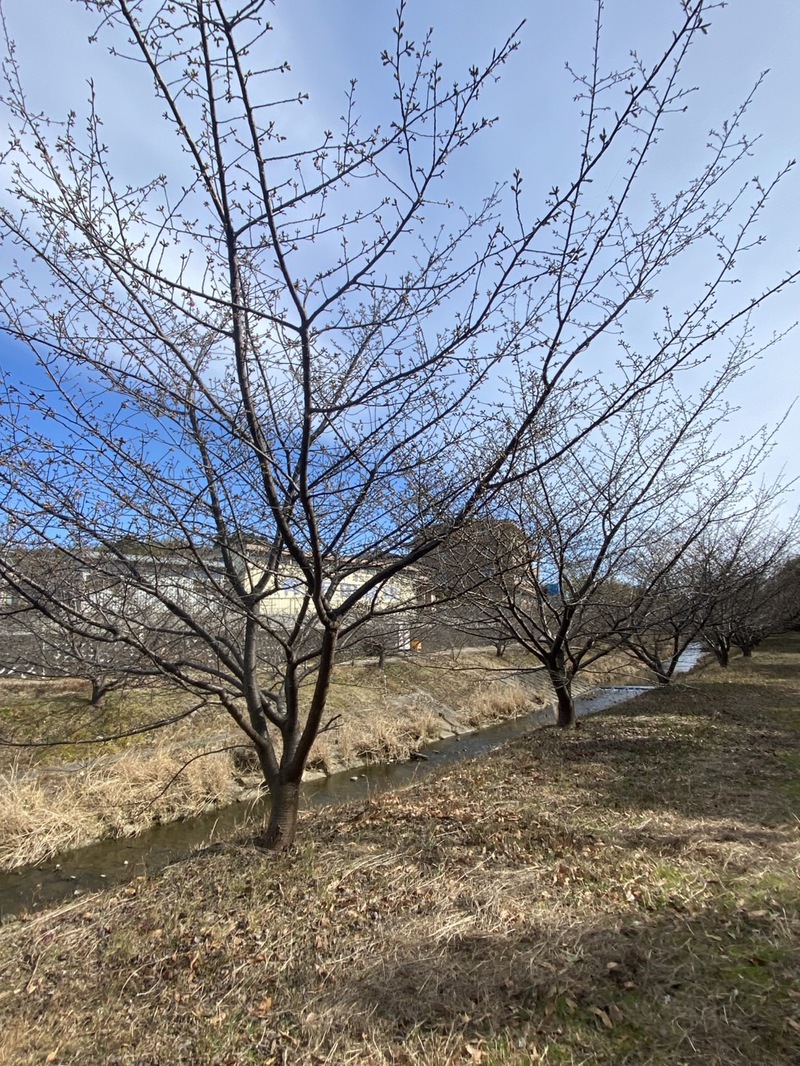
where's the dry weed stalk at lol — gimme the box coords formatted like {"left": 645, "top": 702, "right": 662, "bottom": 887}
{"left": 0, "top": 745, "right": 237, "bottom": 871}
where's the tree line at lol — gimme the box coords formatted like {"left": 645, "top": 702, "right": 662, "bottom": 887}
{"left": 0, "top": 0, "right": 797, "bottom": 848}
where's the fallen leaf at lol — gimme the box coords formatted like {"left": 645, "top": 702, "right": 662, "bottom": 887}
{"left": 250, "top": 996, "right": 273, "bottom": 1018}
{"left": 590, "top": 1006, "right": 613, "bottom": 1029}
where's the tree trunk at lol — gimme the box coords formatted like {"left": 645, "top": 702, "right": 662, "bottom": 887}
{"left": 741, "top": 646, "right": 753, "bottom": 658}
{"left": 555, "top": 685, "right": 576, "bottom": 728}
{"left": 89, "top": 677, "right": 108, "bottom": 707}
{"left": 256, "top": 779, "right": 301, "bottom": 851}
{"left": 548, "top": 669, "right": 576, "bottom": 728}
{"left": 653, "top": 658, "right": 672, "bottom": 684}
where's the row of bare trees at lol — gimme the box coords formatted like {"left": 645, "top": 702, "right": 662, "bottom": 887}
{"left": 426, "top": 373, "right": 799, "bottom": 726}
{"left": 0, "top": 0, "right": 797, "bottom": 847}
{"left": 4, "top": 406, "right": 797, "bottom": 723}
{"left": 624, "top": 515, "right": 800, "bottom": 673}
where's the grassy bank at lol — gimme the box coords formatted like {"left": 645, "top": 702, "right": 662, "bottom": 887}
{"left": 1, "top": 648, "right": 585, "bottom": 871}
{"left": 1, "top": 634, "right": 798, "bottom": 1063}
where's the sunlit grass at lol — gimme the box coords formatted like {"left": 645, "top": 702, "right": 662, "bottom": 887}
{"left": 0, "top": 635, "right": 797, "bottom": 1063}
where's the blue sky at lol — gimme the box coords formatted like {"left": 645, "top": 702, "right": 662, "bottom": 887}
{"left": 1, "top": 0, "right": 798, "bottom": 512}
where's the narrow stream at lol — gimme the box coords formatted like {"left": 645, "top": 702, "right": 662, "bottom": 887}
{"left": 0, "top": 687, "right": 655, "bottom": 919}
{"left": 0, "top": 647, "right": 705, "bottom": 919}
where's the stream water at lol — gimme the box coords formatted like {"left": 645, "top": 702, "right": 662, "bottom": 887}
{"left": 0, "top": 647, "right": 705, "bottom": 919}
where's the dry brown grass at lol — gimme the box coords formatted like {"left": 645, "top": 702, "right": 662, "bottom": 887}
{"left": 0, "top": 635, "right": 798, "bottom": 1064}
{"left": 0, "top": 769, "right": 98, "bottom": 870}
{"left": 0, "top": 648, "right": 558, "bottom": 868}
{"left": 322, "top": 702, "right": 444, "bottom": 770}
{"left": 463, "top": 680, "right": 536, "bottom": 726}
{"left": 0, "top": 744, "right": 238, "bottom": 870}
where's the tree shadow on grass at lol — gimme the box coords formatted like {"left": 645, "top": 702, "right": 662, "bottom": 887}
{"left": 308, "top": 649, "right": 800, "bottom": 1061}
{"left": 731, "top": 657, "right": 800, "bottom": 682}
{"left": 567, "top": 666, "right": 800, "bottom": 797}
{"left": 325, "top": 887, "right": 800, "bottom": 1064}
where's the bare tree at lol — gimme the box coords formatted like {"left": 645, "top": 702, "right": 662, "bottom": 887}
{"left": 0, "top": 1, "right": 796, "bottom": 846}
{"left": 618, "top": 541, "right": 717, "bottom": 684}
{"left": 767, "top": 556, "right": 800, "bottom": 633}
{"left": 451, "top": 368, "right": 783, "bottom": 725}
{"left": 0, "top": 595, "right": 145, "bottom": 707}
{"left": 620, "top": 481, "right": 796, "bottom": 679}
{"left": 695, "top": 514, "right": 799, "bottom": 665}
{"left": 0, "top": 543, "right": 203, "bottom": 704}
{"left": 420, "top": 518, "right": 532, "bottom": 655}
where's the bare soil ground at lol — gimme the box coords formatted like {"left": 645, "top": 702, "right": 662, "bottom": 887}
{"left": 0, "top": 634, "right": 798, "bottom": 1064}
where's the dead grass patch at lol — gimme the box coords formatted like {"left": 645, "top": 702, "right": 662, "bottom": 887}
{"left": 0, "top": 635, "right": 798, "bottom": 1063}
{"left": 463, "top": 680, "right": 536, "bottom": 726}
{"left": 0, "top": 645, "right": 695, "bottom": 872}
{"left": 327, "top": 703, "right": 444, "bottom": 769}
{"left": 0, "top": 744, "right": 237, "bottom": 871}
